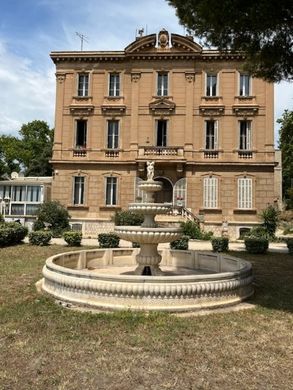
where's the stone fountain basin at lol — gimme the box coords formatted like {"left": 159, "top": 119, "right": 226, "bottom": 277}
{"left": 129, "top": 202, "right": 172, "bottom": 215}
{"left": 39, "top": 248, "right": 253, "bottom": 312}
{"left": 114, "top": 226, "right": 182, "bottom": 243}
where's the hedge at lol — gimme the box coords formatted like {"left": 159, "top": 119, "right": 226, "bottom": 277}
{"left": 98, "top": 233, "right": 120, "bottom": 248}
{"left": 244, "top": 237, "right": 269, "bottom": 254}
{"left": 286, "top": 238, "right": 293, "bottom": 255}
{"left": 0, "top": 222, "right": 28, "bottom": 247}
{"left": 211, "top": 237, "right": 229, "bottom": 252}
{"left": 29, "top": 231, "right": 52, "bottom": 246}
{"left": 170, "top": 235, "right": 189, "bottom": 250}
{"left": 63, "top": 231, "right": 82, "bottom": 246}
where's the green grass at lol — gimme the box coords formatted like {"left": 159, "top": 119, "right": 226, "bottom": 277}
{"left": 1, "top": 245, "right": 293, "bottom": 389}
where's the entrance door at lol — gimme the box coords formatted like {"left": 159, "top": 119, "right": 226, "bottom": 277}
{"left": 173, "top": 178, "right": 187, "bottom": 207}
{"left": 154, "top": 177, "right": 173, "bottom": 203}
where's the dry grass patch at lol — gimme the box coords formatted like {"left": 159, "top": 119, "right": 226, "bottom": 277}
{"left": 0, "top": 245, "right": 293, "bottom": 389}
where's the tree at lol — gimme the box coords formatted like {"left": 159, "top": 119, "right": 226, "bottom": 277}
{"left": 0, "top": 120, "right": 53, "bottom": 177}
{"left": 167, "top": 0, "right": 293, "bottom": 82}
{"left": 278, "top": 110, "right": 293, "bottom": 208}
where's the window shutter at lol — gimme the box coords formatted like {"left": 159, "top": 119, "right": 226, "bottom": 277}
{"left": 214, "top": 121, "right": 218, "bottom": 149}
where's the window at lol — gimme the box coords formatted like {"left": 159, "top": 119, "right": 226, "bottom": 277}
{"left": 106, "top": 177, "right": 117, "bottom": 206}
{"left": 12, "top": 186, "right": 25, "bottom": 201}
{"left": 77, "top": 73, "right": 89, "bottom": 97}
{"left": 27, "top": 186, "right": 41, "bottom": 202}
{"left": 205, "top": 120, "right": 218, "bottom": 150}
{"left": 75, "top": 120, "right": 87, "bottom": 148}
{"left": 73, "top": 177, "right": 85, "bottom": 205}
{"left": 107, "top": 120, "right": 119, "bottom": 149}
{"left": 156, "top": 120, "right": 167, "bottom": 147}
{"left": 157, "top": 72, "right": 168, "bottom": 96}
{"left": 0, "top": 185, "right": 11, "bottom": 199}
{"left": 206, "top": 74, "right": 217, "bottom": 96}
{"left": 109, "top": 73, "right": 120, "bottom": 97}
{"left": 203, "top": 177, "right": 218, "bottom": 208}
{"left": 239, "top": 121, "right": 251, "bottom": 150}
{"left": 239, "top": 74, "right": 250, "bottom": 96}
{"left": 238, "top": 178, "right": 252, "bottom": 209}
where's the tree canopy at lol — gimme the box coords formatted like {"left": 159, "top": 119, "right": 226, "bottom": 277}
{"left": 167, "top": 0, "right": 293, "bottom": 82}
{"left": 278, "top": 110, "right": 293, "bottom": 208}
{"left": 0, "top": 120, "right": 54, "bottom": 178}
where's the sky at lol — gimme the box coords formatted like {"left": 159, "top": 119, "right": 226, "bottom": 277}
{"left": 0, "top": 0, "right": 292, "bottom": 145}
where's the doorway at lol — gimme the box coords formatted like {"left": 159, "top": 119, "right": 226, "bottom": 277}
{"left": 154, "top": 177, "right": 173, "bottom": 203}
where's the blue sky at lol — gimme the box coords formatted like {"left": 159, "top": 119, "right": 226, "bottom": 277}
{"left": 0, "top": 0, "right": 292, "bottom": 145}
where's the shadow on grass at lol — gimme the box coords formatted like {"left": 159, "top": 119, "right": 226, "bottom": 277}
{"left": 230, "top": 251, "right": 293, "bottom": 313}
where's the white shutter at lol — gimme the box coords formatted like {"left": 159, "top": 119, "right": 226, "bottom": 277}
{"left": 203, "top": 177, "right": 218, "bottom": 208}
{"left": 238, "top": 178, "right": 252, "bottom": 209}
{"left": 247, "top": 121, "right": 251, "bottom": 150}
{"left": 214, "top": 121, "right": 218, "bottom": 149}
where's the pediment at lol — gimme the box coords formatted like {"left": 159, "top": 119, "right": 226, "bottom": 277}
{"left": 125, "top": 34, "right": 157, "bottom": 54}
{"left": 149, "top": 98, "right": 176, "bottom": 114}
{"left": 171, "top": 34, "right": 202, "bottom": 53}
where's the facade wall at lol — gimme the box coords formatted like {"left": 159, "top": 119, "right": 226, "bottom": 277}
{"left": 50, "top": 31, "right": 278, "bottom": 238}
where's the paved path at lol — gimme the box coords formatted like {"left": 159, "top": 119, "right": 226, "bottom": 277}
{"left": 29, "top": 237, "right": 288, "bottom": 253}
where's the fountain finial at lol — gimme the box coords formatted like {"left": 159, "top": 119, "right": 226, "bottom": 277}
{"left": 147, "top": 161, "right": 154, "bottom": 181}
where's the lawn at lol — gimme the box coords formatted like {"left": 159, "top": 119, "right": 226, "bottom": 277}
{"left": 0, "top": 245, "right": 293, "bottom": 390}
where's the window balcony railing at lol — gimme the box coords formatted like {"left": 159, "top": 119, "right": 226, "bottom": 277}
{"left": 73, "top": 148, "right": 87, "bottom": 157}
{"left": 203, "top": 150, "right": 219, "bottom": 159}
{"left": 138, "top": 146, "right": 184, "bottom": 157}
{"left": 105, "top": 149, "right": 120, "bottom": 158}
{"left": 238, "top": 150, "right": 253, "bottom": 159}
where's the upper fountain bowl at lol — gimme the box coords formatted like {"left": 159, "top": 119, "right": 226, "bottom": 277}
{"left": 138, "top": 180, "right": 162, "bottom": 193}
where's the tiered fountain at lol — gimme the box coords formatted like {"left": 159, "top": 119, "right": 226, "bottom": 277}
{"left": 115, "top": 161, "right": 181, "bottom": 276}
{"left": 39, "top": 161, "right": 254, "bottom": 312}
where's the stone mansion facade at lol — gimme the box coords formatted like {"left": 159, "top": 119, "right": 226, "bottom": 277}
{"left": 50, "top": 30, "right": 279, "bottom": 238}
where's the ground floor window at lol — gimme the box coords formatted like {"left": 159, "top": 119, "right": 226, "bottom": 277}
{"left": 238, "top": 177, "right": 252, "bottom": 209}
{"left": 106, "top": 177, "right": 117, "bottom": 205}
{"left": 203, "top": 177, "right": 218, "bottom": 208}
{"left": 73, "top": 177, "right": 85, "bottom": 205}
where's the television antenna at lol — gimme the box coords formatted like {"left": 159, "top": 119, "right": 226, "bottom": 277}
{"left": 75, "top": 32, "right": 89, "bottom": 51}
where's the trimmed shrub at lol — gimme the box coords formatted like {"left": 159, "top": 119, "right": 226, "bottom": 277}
{"left": 211, "top": 237, "right": 229, "bottom": 252}
{"left": 170, "top": 235, "right": 189, "bottom": 250}
{"left": 33, "top": 201, "right": 70, "bottom": 237}
{"left": 244, "top": 237, "right": 269, "bottom": 254}
{"left": 286, "top": 238, "right": 293, "bottom": 255}
{"left": 201, "top": 230, "right": 214, "bottom": 240}
{"left": 114, "top": 210, "right": 144, "bottom": 226}
{"left": 98, "top": 232, "right": 120, "bottom": 248}
{"left": 247, "top": 226, "right": 270, "bottom": 240}
{"left": 181, "top": 220, "right": 201, "bottom": 239}
{"left": 63, "top": 231, "right": 82, "bottom": 246}
{"left": 29, "top": 231, "right": 52, "bottom": 246}
{"left": 0, "top": 222, "right": 28, "bottom": 247}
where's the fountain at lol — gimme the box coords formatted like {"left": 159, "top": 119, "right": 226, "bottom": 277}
{"left": 115, "top": 161, "right": 181, "bottom": 276}
{"left": 39, "top": 162, "right": 254, "bottom": 312}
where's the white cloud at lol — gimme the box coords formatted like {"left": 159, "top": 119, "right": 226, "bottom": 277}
{"left": 0, "top": 40, "right": 55, "bottom": 136}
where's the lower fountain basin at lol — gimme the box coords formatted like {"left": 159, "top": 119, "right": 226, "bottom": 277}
{"left": 39, "top": 248, "right": 254, "bottom": 312}
{"left": 114, "top": 226, "right": 182, "bottom": 243}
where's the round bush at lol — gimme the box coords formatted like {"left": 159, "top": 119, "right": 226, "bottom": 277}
{"left": 244, "top": 237, "right": 269, "bottom": 254}
{"left": 98, "top": 233, "right": 120, "bottom": 248}
{"left": 170, "top": 235, "right": 189, "bottom": 250}
{"left": 33, "top": 201, "right": 70, "bottom": 236}
{"left": 211, "top": 237, "right": 229, "bottom": 252}
{"left": 286, "top": 238, "right": 293, "bottom": 255}
{"left": 0, "top": 222, "right": 28, "bottom": 247}
{"left": 29, "top": 231, "right": 52, "bottom": 246}
{"left": 63, "top": 231, "right": 82, "bottom": 246}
